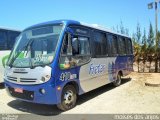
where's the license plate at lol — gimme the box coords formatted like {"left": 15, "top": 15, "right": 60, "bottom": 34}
{"left": 14, "top": 88, "right": 23, "bottom": 93}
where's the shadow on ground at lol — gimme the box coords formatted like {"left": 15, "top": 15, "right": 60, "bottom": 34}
{"left": 77, "top": 78, "right": 131, "bottom": 105}
{"left": 7, "top": 78, "right": 131, "bottom": 116}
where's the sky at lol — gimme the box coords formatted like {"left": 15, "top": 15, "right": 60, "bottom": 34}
{"left": 0, "top": 0, "right": 159, "bottom": 36}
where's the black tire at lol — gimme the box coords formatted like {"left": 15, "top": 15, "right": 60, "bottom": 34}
{"left": 57, "top": 85, "right": 77, "bottom": 111}
{"left": 113, "top": 73, "right": 122, "bottom": 87}
{"left": 0, "top": 82, "right": 5, "bottom": 89}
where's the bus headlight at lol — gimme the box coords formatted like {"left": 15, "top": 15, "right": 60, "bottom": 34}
{"left": 41, "top": 75, "right": 51, "bottom": 82}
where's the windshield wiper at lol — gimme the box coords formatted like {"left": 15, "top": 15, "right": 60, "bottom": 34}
{"left": 9, "top": 40, "right": 33, "bottom": 68}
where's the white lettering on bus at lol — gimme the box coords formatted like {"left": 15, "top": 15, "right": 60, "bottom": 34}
{"left": 89, "top": 63, "right": 106, "bottom": 75}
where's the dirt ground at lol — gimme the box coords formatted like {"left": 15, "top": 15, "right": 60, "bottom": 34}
{"left": 62, "top": 71, "right": 160, "bottom": 114}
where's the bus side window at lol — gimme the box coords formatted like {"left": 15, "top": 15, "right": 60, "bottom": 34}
{"left": 59, "top": 34, "right": 91, "bottom": 69}
{"left": 72, "top": 36, "right": 90, "bottom": 56}
{"left": 78, "top": 37, "right": 90, "bottom": 55}
{"left": 107, "top": 34, "right": 118, "bottom": 56}
{"left": 118, "top": 37, "right": 126, "bottom": 55}
{"left": 127, "top": 39, "right": 132, "bottom": 54}
{"left": 93, "top": 31, "right": 107, "bottom": 57}
{"left": 71, "top": 36, "right": 90, "bottom": 65}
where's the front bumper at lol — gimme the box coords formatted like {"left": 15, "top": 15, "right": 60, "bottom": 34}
{"left": 5, "top": 80, "right": 58, "bottom": 105}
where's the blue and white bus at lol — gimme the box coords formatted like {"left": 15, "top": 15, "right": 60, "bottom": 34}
{"left": 0, "top": 28, "right": 21, "bottom": 84}
{"left": 4, "top": 20, "right": 133, "bottom": 111}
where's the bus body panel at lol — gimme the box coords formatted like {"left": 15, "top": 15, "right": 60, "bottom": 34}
{"left": 79, "top": 58, "right": 112, "bottom": 92}
{"left": 5, "top": 78, "right": 57, "bottom": 104}
{"left": 4, "top": 66, "right": 52, "bottom": 85}
{"left": 4, "top": 55, "right": 133, "bottom": 105}
{"left": 79, "top": 56, "right": 133, "bottom": 93}
{"left": 4, "top": 20, "right": 134, "bottom": 106}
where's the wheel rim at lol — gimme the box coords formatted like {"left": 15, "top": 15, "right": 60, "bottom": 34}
{"left": 64, "top": 90, "right": 74, "bottom": 106}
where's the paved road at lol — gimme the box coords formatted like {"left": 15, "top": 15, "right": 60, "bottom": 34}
{"left": 0, "top": 73, "right": 160, "bottom": 119}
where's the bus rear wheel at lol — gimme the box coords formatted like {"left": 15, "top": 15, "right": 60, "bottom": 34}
{"left": 57, "top": 85, "right": 77, "bottom": 111}
{"left": 113, "top": 73, "right": 122, "bottom": 87}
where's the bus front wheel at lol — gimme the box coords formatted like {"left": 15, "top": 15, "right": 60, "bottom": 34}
{"left": 57, "top": 85, "right": 77, "bottom": 111}
{"left": 113, "top": 73, "right": 122, "bottom": 87}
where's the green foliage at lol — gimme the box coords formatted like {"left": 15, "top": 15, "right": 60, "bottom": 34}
{"left": 112, "top": 21, "right": 129, "bottom": 36}
{"left": 132, "top": 22, "right": 160, "bottom": 72}
{"left": 140, "top": 28, "right": 148, "bottom": 63}
{"left": 147, "top": 23, "right": 155, "bottom": 55}
{"left": 133, "top": 22, "right": 156, "bottom": 57}
{"left": 116, "top": 25, "right": 120, "bottom": 33}
{"left": 125, "top": 28, "right": 129, "bottom": 36}
{"left": 120, "top": 21, "right": 125, "bottom": 34}
{"left": 136, "top": 23, "right": 141, "bottom": 44}
{"left": 157, "top": 31, "right": 160, "bottom": 52}
{"left": 141, "top": 29, "right": 147, "bottom": 53}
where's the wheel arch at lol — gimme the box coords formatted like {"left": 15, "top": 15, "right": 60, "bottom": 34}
{"left": 118, "top": 70, "right": 123, "bottom": 77}
{"left": 63, "top": 81, "right": 79, "bottom": 95}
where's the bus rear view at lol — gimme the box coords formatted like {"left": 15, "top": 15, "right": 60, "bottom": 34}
{"left": 4, "top": 20, "right": 133, "bottom": 111}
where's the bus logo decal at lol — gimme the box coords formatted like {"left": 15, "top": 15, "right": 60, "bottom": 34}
{"left": 89, "top": 63, "right": 106, "bottom": 75}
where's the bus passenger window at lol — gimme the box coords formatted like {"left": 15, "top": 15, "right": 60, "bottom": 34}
{"left": 126, "top": 39, "right": 132, "bottom": 54}
{"left": 78, "top": 37, "right": 90, "bottom": 55}
{"left": 107, "top": 34, "right": 117, "bottom": 56}
{"left": 118, "top": 37, "right": 126, "bottom": 55}
{"left": 59, "top": 35, "right": 91, "bottom": 69}
{"left": 71, "top": 36, "right": 90, "bottom": 66}
{"left": 93, "top": 32, "right": 107, "bottom": 56}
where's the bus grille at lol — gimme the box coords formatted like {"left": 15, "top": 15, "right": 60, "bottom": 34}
{"left": 20, "top": 78, "right": 37, "bottom": 83}
{"left": 7, "top": 76, "right": 37, "bottom": 83}
{"left": 7, "top": 76, "right": 17, "bottom": 82}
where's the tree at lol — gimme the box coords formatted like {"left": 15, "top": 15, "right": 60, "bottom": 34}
{"left": 116, "top": 25, "right": 120, "bottom": 33}
{"left": 136, "top": 23, "right": 141, "bottom": 44}
{"left": 135, "top": 23, "right": 142, "bottom": 72}
{"left": 112, "top": 21, "right": 129, "bottom": 36}
{"left": 120, "top": 21, "right": 125, "bottom": 34}
{"left": 147, "top": 23, "right": 155, "bottom": 51}
{"left": 111, "top": 26, "right": 116, "bottom": 32}
{"left": 157, "top": 31, "right": 160, "bottom": 71}
{"left": 141, "top": 28, "right": 147, "bottom": 72}
{"left": 147, "top": 22, "right": 155, "bottom": 72}
{"left": 132, "top": 32, "right": 141, "bottom": 72}
{"left": 125, "top": 28, "right": 129, "bottom": 36}
{"left": 141, "top": 28, "right": 147, "bottom": 55}
{"left": 158, "top": 31, "right": 160, "bottom": 50}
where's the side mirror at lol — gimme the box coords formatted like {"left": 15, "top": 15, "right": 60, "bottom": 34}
{"left": 72, "top": 38, "right": 79, "bottom": 55}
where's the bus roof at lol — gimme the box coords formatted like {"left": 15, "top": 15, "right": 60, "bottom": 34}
{"left": 80, "top": 22, "right": 130, "bottom": 38}
{"left": 24, "top": 20, "right": 130, "bottom": 38}
{"left": 0, "top": 26, "right": 21, "bottom": 32}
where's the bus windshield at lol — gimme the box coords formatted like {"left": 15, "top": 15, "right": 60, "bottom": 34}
{"left": 7, "top": 25, "right": 63, "bottom": 68}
